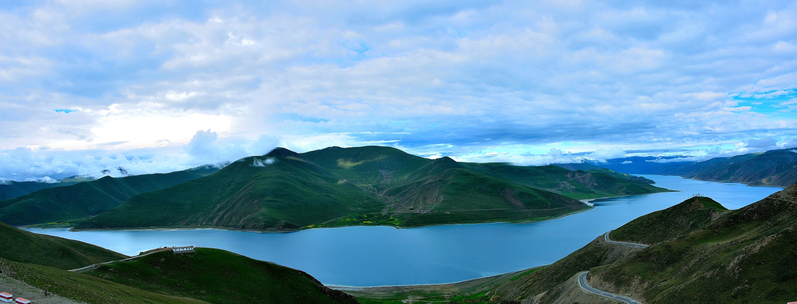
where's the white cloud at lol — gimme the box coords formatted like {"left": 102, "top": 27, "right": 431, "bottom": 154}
{"left": 251, "top": 157, "right": 276, "bottom": 167}
{"left": 587, "top": 147, "right": 626, "bottom": 161}
{"left": 1, "top": 1, "right": 797, "bottom": 179}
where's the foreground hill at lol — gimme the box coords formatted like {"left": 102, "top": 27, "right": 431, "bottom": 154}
{"left": 0, "top": 223, "right": 358, "bottom": 303}
{"left": 352, "top": 183, "right": 797, "bottom": 303}
{"left": 0, "top": 221, "right": 125, "bottom": 270}
{"left": 84, "top": 248, "right": 358, "bottom": 304}
{"left": 597, "top": 147, "right": 797, "bottom": 187}
{"left": 590, "top": 183, "right": 797, "bottom": 303}
{"left": 0, "top": 165, "right": 221, "bottom": 226}
{"left": 0, "top": 257, "right": 208, "bottom": 304}
{"left": 76, "top": 146, "right": 665, "bottom": 231}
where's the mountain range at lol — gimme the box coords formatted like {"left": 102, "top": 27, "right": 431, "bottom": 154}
{"left": 70, "top": 146, "right": 666, "bottom": 231}
{"left": 579, "top": 147, "right": 797, "bottom": 187}
{"left": 0, "top": 164, "right": 221, "bottom": 226}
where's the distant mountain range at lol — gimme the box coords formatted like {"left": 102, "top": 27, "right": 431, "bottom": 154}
{"left": 0, "top": 164, "right": 221, "bottom": 226}
{"left": 560, "top": 147, "right": 797, "bottom": 187}
{"left": 62, "top": 146, "right": 666, "bottom": 231}
{"left": 0, "top": 179, "right": 77, "bottom": 201}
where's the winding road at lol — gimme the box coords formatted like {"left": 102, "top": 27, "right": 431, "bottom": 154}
{"left": 576, "top": 231, "right": 647, "bottom": 304}
{"left": 603, "top": 231, "right": 649, "bottom": 249}
{"left": 68, "top": 247, "right": 183, "bottom": 272}
{"left": 578, "top": 271, "right": 641, "bottom": 304}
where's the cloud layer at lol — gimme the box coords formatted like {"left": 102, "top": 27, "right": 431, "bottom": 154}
{"left": 1, "top": 1, "right": 797, "bottom": 180}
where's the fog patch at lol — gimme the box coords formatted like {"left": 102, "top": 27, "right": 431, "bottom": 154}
{"left": 621, "top": 160, "right": 632, "bottom": 164}
{"left": 24, "top": 176, "right": 60, "bottom": 183}
{"left": 647, "top": 157, "right": 698, "bottom": 163}
{"left": 251, "top": 157, "right": 276, "bottom": 167}
{"left": 587, "top": 148, "right": 626, "bottom": 162}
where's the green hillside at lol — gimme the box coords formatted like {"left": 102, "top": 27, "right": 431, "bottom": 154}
{"left": 675, "top": 148, "right": 797, "bottom": 187}
{"left": 461, "top": 163, "right": 664, "bottom": 199}
{"left": 77, "top": 146, "right": 665, "bottom": 231}
{"left": 0, "top": 257, "right": 209, "bottom": 304}
{"left": 84, "top": 248, "right": 358, "bottom": 304}
{"left": 598, "top": 147, "right": 797, "bottom": 187}
{"left": 0, "top": 221, "right": 125, "bottom": 270}
{"left": 609, "top": 196, "right": 727, "bottom": 244}
{"left": 354, "top": 183, "right": 797, "bottom": 304}
{"left": 0, "top": 165, "right": 221, "bottom": 226}
{"left": 592, "top": 183, "right": 797, "bottom": 303}
{"left": 76, "top": 149, "right": 385, "bottom": 230}
{"left": 0, "top": 180, "right": 76, "bottom": 201}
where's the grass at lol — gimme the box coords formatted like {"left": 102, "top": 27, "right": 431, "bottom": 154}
{"left": 592, "top": 184, "right": 797, "bottom": 303}
{"left": 0, "top": 257, "right": 208, "bottom": 304}
{"left": 76, "top": 146, "right": 665, "bottom": 231}
{"left": 0, "top": 221, "right": 125, "bottom": 270}
{"left": 609, "top": 196, "right": 729, "bottom": 245}
{"left": 84, "top": 248, "right": 357, "bottom": 304}
{"left": 0, "top": 167, "right": 218, "bottom": 226}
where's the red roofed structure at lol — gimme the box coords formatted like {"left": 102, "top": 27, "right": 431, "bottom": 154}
{"left": 0, "top": 293, "right": 11, "bottom": 303}
{"left": 14, "top": 298, "right": 30, "bottom": 304}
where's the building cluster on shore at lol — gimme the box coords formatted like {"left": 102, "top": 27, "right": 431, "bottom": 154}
{"left": 0, "top": 292, "right": 31, "bottom": 304}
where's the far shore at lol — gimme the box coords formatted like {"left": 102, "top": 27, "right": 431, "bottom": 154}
{"left": 27, "top": 206, "right": 595, "bottom": 233}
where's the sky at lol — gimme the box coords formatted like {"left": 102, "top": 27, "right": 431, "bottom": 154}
{"left": 1, "top": 0, "right": 797, "bottom": 181}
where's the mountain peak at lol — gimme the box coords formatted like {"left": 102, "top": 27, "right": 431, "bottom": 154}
{"left": 266, "top": 147, "right": 299, "bottom": 158}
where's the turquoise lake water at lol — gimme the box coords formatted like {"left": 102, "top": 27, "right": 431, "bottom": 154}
{"left": 26, "top": 175, "right": 782, "bottom": 286}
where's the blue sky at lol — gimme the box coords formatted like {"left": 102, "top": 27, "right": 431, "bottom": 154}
{"left": 1, "top": 0, "right": 797, "bottom": 180}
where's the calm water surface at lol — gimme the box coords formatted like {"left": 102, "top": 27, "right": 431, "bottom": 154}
{"left": 26, "top": 175, "right": 781, "bottom": 286}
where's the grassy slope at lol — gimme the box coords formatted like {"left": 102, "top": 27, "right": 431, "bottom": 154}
{"left": 0, "top": 166, "right": 219, "bottom": 226}
{"left": 352, "top": 189, "right": 770, "bottom": 303}
{"left": 602, "top": 148, "right": 797, "bottom": 187}
{"left": 388, "top": 165, "right": 588, "bottom": 227}
{"left": 78, "top": 146, "right": 665, "bottom": 230}
{"left": 462, "top": 163, "right": 668, "bottom": 199}
{"left": 609, "top": 196, "right": 728, "bottom": 245}
{"left": 84, "top": 248, "right": 358, "bottom": 304}
{"left": 592, "top": 183, "right": 797, "bottom": 303}
{"left": 0, "top": 181, "right": 76, "bottom": 201}
{"left": 346, "top": 269, "right": 525, "bottom": 304}
{"left": 76, "top": 149, "right": 384, "bottom": 230}
{"left": 677, "top": 148, "right": 797, "bottom": 187}
{"left": 0, "top": 221, "right": 125, "bottom": 270}
{"left": 0, "top": 258, "right": 208, "bottom": 304}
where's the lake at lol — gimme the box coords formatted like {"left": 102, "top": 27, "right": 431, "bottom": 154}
{"left": 26, "top": 175, "right": 782, "bottom": 286}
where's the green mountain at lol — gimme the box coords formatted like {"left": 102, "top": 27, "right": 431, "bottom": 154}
{"left": 672, "top": 148, "right": 797, "bottom": 187}
{"left": 597, "top": 147, "right": 797, "bottom": 187}
{"left": 76, "top": 146, "right": 666, "bottom": 231}
{"left": 0, "top": 221, "right": 125, "bottom": 270}
{"left": 0, "top": 165, "right": 221, "bottom": 226}
{"left": 590, "top": 183, "right": 797, "bottom": 303}
{"left": 0, "top": 180, "right": 76, "bottom": 201}
{"left": 83, "top": 248, "right": 358, "bottom": 304}
{"left": 353, "top": 183, "right": 797, "bottom": 304}
{"left": 0, "top": 257, "right": 208, "bottom": 304}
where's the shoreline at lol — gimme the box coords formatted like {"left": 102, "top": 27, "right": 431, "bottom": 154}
{"left": 25, "top": 189, "right": 673, "bottom": 233}
{"left": 29, "top": 205, "right": 595, "bottom": 233}
{"left": 325, "top": 268, "right": 530, "bottom": 291}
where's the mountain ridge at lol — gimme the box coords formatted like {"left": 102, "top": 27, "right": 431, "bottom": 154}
{"left": 75, "top": 145, "right": 666, "bottom": 231}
